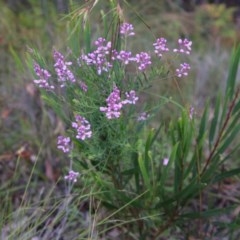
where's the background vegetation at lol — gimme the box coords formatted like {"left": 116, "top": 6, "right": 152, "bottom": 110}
{"left": 0, "top": 0, "right": 240, "bottom": 239}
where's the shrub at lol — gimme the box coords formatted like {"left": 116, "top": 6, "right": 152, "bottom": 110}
{"left": 27, "top": 1, "right": 240, "bottom": 238}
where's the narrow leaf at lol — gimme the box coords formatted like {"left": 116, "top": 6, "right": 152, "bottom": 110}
{"left": 138, "top": 153, "right": 150, "bottom": 188}
{"left": 212, "top": 168, "right": 240, "bottom": 184}
{"left": 217, "top": 124, "right": 240, "bottom": 155}
{"left": 225, "top": 45, "right": 240, "bottom": 100}
{"left": 182, "top": 206, "right": 235, "bottom": 219}
{"left": 209, "top": 94, "right": 221, "bottom": 147}
{"left": 197, "top": 103, "right": 209, "bottom": 142}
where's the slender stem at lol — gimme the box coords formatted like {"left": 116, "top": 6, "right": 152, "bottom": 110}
{"left": 173, "top": 76, "right": 188, "bottom": 107}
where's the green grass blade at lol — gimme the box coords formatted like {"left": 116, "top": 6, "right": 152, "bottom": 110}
{"left": 182, "top": 206, "right": 235, "bottom": 219}
{"left": 174, "top": 144, "right": 183, "bottom": 196}
{"left": 197, "top": 102, "right": 209, "bottom": 143}
{"left": 212, "top": 168, "right": 240, "bottom": 184}
{"left": 160, "top": 142, "right": 178, "bottom": 189}
{"left": 132, "top": 152, "right": 140, "bottom": 193}
{"left": 216, "top": 124, "right": 240, "bottom": 155}
{"left": 84, "top": 19, "right": 91, "bottom": 53}
{"left": 232, "top": 98, "right": 240, "bottom": 115}
{"left": 138, "top": 153, "right": 150, "bottom": 188}
{"left": 225, "top": 45, "right": 240, "bottom": 100}
{"left": 9, "top": 46, "right": 24, "bottom": 72}
{"left": 221, "top": 110, "right": 240, "bottom": 140}
{"left": 209, "top": 94, "right": 221, "bottom": 148}
{"left": 175, "top": 178, "right": 205, "bottom": 205}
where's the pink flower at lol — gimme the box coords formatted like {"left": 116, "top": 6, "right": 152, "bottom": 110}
{"left": 53, "top": 50, "right": 76, "bottom": 87}
{"left": 117, "top": 51, "right": 133, "bottom": 64}
{"left": 176, "top": 63, "right": 191, "bottom": 77}
{"left": 64, "top": 170, "right": 80, "bottom": 183}
{"left": 79, "top": 81, "right": 88, "bottom": 92}
{"left": 163, "top": 158, "right": 169, "bottom": 166}
{"left": 153, "top": 38, "right": 169, "bottom": 57}
{"left": 72, "top": 115, "right": 92, "bottom": 140}
{"left": 137, "top": 112, "right": 150, "bottom": 121}
{"left": 33, "top": 63, "right": 54, "bottom": 90}
{"left": 57, "top": 136, "right": 71, "bottom": 153}
{"left": 122, "top": 90, "right": 139, "bottom": 105}
{"left": 100, "top": 86, "right": 123, "bottom": 119}
{"left": 134, "top": 52, "right": 152, "bottom": 71}
{"left": 173, "top": 38, "right": 192, "bottom": 55}
{"left": 120, "top": 23, "right": 135, "bottom": 36}
{"left": 81, "top": 37, "right": 112, "bottom": 75}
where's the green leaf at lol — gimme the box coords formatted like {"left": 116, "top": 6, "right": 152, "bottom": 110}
{"left": 174, "top": 143, "right": 184, "bottom": 195}
{"left": 145, "top": 129, "right": 154, "bottom": 160}
{"left": 202, "top": 164, "right": 220, "bottom": 185}
{"left": 132, "top": 151, "right": 141, "bottom": 193}
{"left": 225, "top": 45, "right": 240, "bottom": 100}
{"left": 197, "top": 103, "right": 209, "bottom": 143}
{"left": 217, "top": 123, "right": 240, "bottom": 155}
{"left": 232, "top": 98, "right": 240, "bottom": 115}
{"left": 84, "top": 20, "right": 91, "bottom": 53}
{"left": 138, "top": 153, "right": 150, "bottom": 188}
{"left": 212, "top": 168, "right": 240, "bottom": 184}
{"left": 150, "top": 125, "right": 162, "bottom": 147}
{"left": 9, "top": 46, "right": 24, "bottom": 72}
{"left": 160, "top": 142, "right": 179, "bottom": 190}
{"left": 222, "top": 111, "right": 240, "bottom": 141}
{"left": 219, "top": 99, "right": 228, "bottom": 129}
{"left": 209, "top": 94, "right": 221, "bottom": 148}
{"left": 177, "top": 179, "right": 206, "bottom": 204}
{"left": 181, "top": 206, "right": 235, "bottom": 219}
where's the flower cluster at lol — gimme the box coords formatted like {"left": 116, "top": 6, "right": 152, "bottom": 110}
{"left": 153, "top": 38, "right": 169, "bottom": 57}
{"left": 173, "top": 38, "right": 192, "bottom": 55}
{"left": 120, "top": 23, "right": 135, "bottom": 37}
{"left": 72, "top": 115, "right": 92, "bottom": 140}
{"left": 176, "top": 63, "right": 191, "bottom": 77}
{"left": 171, "top": 38, "right": 192, "bottom": 78}
{"left": 33, "top": 63, "right": 54, "bottom": 90}
{"left": 117, "top": 50, "right": 133, "bottom": 65}
{"left": 53, "top": 50, "right": 76, "bottom": 87}
{"left": 100, "top": 86, "right": 123, "bottom": 119}
{"left": 79, "top": 81, "right": 88, "bottom": 92}
{"left": 79, "top": 24, "right": 152, "bottom": 73}
{"left": 57, "top": 136, "right": 71, "bottom": 153}
{"left": 100, "top": 87, "right": 139, "bottom": 119}
{"left": 122, "top": 90, "right": 139, "bottom": 105}
{"left": 137, "top": 112, "right": 150, "bottom": 121}
{"left": 81, "top": 37, "right": 112, "bottom": 75}
{"left": 64, "top": 170, "right": 80, "bottom": 183}
{"left": 135, "top": 52, "right": 152, "bottom": 71}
